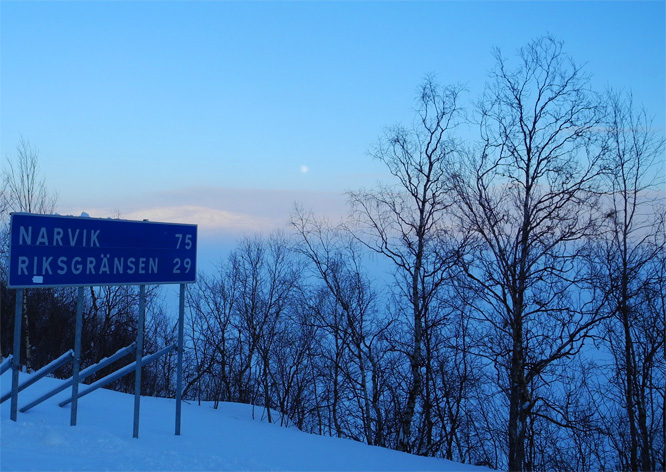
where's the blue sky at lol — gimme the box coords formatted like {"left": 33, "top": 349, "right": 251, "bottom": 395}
{"left": 2, "top": 1, "right": 665, "bottom": 259}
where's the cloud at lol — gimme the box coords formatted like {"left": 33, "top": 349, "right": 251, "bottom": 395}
{"left": 121, "top": 205, "right": 273, "bottom": 231}
{"left": 149, "top": 186, "right": 350, "bottom": 222}
{"left": 60, "top": 186, "right": 351, "bottom": 238}
{"left": 64, "top": 205, "right": 273, "bottom": 234}
{"left": 57, "top": 187, "right": 353, "bottom": 273}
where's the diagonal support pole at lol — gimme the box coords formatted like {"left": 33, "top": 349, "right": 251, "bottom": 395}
{"left": 1, "top": 355, "right": 13, "bottom": 375}
{"left": 58, "top": 344, "right": 176, "bottom": 407}
{"left": 1, "top": 350, "right": 74, "bottom": 404}
{"left": 20, "top": 343, "right": 136, "bottom": 413}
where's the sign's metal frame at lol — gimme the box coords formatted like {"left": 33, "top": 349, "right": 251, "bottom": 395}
{"left": 9, "top": 213, "right": 197, "bottom": 288}
{"left": 7, "top": 213, "right": 196, "bottom": 439}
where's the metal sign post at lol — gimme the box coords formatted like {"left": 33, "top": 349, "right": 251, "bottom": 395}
{"left": 133, "top": 285, "right": 146, "bottom": 439}
{"left": 70, "top": 286, "right": 84, "bottom": 426}
{"left": 176, "top": 283, "right": 185, "bottom": 435}
{"left": 10, "top": 288, "right": 23, "bottom": 422}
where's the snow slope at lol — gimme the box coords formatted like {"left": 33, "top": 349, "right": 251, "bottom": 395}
{"left": 1, "top": 371, "right": 488, "bottom": 471}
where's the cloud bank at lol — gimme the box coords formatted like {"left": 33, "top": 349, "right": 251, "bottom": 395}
{"left": 62, "top": 186, "right": 350, "bottom": 235}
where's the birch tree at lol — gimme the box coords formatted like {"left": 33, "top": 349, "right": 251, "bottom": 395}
{"left": 1, "top": 137, "right": 57, "bottom": 369}
{"left": 291, "top": 206, "right": 391, "bottom": 446}
{"left": 592, "top": 90, "right": 665, "bottom": 472}
{"left": 450, "top": 36, "right": 605, "bottom": 471}
{"left": 348, "top": 78, "right": 465, "bottom": 453}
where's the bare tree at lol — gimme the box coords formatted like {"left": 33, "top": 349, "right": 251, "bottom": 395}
{"left": 185, "top": 269, "right": 241, "bottom": 406}
{"left": 231, "top": 233, "right": 302, "bottom": 422}
{"left": 348, "top": 78, "right": 465, "bottom": 453}
{"left": 291, "top": 205, "right": 391, "bottom": 446}
{"left": 2, "top": 137, "right": 57, "bottom": 216}
{"left": 1, "top": 137, "right": 58, "bottom": 370}
{"left": 450, "top": 36, "right": 606, "bottom": 471}
{"left": 590, "top": 90, "right": 665, "bottom": 472}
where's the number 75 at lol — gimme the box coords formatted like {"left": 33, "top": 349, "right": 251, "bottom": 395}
{"left": 175, "top": 234, "right": 193, "bottom": 250}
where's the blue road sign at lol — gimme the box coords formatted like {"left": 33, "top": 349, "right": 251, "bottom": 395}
{"left": 8, "top": 213, "right": 197, "bottom": 288}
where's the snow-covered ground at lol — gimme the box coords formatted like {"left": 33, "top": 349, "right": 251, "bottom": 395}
{"left": 1, "top": 370, "right": 487, "bottom": 471}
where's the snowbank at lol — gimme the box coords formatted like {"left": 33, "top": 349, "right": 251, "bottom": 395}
{"left": 1, "top": 371, "right": 488, "bottom": 471}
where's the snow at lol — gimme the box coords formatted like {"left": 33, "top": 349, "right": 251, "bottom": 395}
{"left": 1, "top": 371, "right": 487, "bottom": 471}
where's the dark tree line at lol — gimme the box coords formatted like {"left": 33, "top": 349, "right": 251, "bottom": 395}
{"left": 181, "top": 36, "right": 664, "bottom": 471}
{"left": 0, "top": 139, "right": 178, "bottom": 396}
{"left": 1, "top": 36, "right": 664, "bottom": 472}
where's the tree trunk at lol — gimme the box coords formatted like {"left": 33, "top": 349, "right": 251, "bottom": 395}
{"left": 508, "top": 319, "right": 527, "bottom": 472}
{"left": 636, "top": 358, "right": 653, "bottom": 472}
{"left": 356, "top": 343, "right": 374, "bottom": 445}
{"left": 621, "top": 265, "right": 640, "bottom": 472}
{"left": 333, "top": 331, "right": 342, "bottom": 438}
{"left": 370, "top": 355, "right": 385, "bottom": 447}
{"left": 263, "top": 356, "right": 272, "bottom": 423}
{"left": 398, "top": 267, "right": 424, "bottom": 453}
